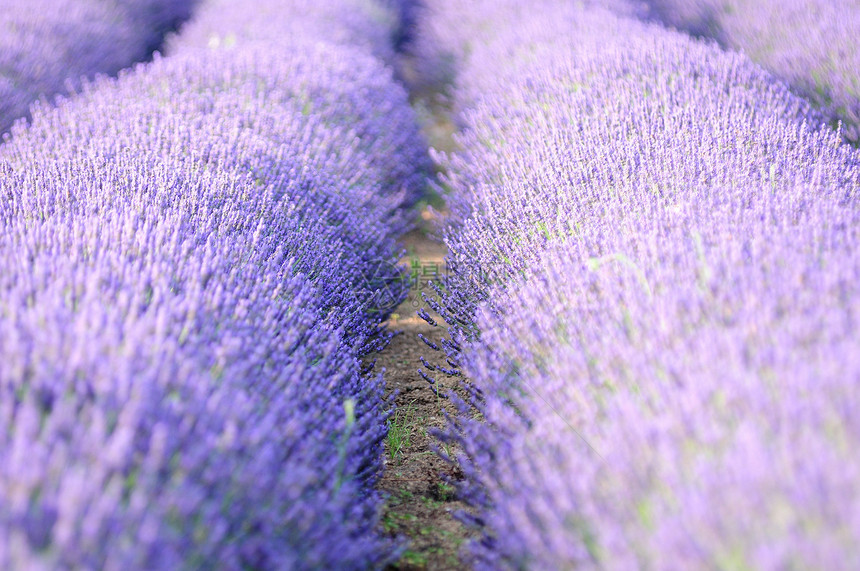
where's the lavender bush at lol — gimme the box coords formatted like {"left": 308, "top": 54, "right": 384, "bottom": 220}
{"left": 415, "top": 0, "right": 860, "bottom": 568}
{"left": 0, "top": 0, "right": 197, "bottom": 134}
{"left": 0, "top": 0, "right": 429, "bottom": 568}
{"left": 642, "top": 0, "right": 860, "bottom": 143}
{"left": 169, "top": 0, "right": 400, "bottom": 63}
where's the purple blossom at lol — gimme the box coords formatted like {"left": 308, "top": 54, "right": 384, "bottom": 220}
{"left": 0, "top": 0, "right": 428, "bottom": 568}
{"left": 414, "top": 0, "right": 860, "bottom": 568}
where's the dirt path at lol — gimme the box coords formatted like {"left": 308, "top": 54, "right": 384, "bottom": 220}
{"left": 375, "top": 226, "right": 476, "bottom": 570}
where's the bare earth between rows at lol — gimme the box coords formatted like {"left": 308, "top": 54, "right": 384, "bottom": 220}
{"left": 374, "top": 228, "right": 476, "bottom": 570}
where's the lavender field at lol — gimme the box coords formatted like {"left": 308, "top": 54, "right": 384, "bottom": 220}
{"left": 0, "top": 0, "right": 857, "bottom": 569}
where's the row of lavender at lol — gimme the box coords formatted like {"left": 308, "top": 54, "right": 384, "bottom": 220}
{"left": 645, "top": 0, "right": 860, "bottom": 144}
{"left": 415, "top": 0, "right": 860, "bottom": 568}
{"left": 0, "top": 0, "right": 428, "bottom": 568}
{"left": 0, "top": 0, "right": 197, "bottom": 134}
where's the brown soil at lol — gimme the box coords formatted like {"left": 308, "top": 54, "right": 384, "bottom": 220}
{"left": 374, "top": 225, "right": 476, "bottom": 570}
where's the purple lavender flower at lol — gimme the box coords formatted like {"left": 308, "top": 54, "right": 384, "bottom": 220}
{"left": 414, "top": 1, "right": 860, "bottom": 568}
{"left": 0, "top": 0, "right": 428, "bottom": 567}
